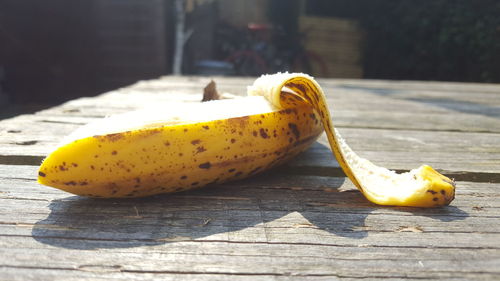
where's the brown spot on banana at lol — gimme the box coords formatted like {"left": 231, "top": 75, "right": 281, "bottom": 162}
{"left": 259, "top": 128, "right": 269, "bottom": 139}
{"left": 198, "top": 162, "right": 212, "bottom": 169}
{"left": 196, "top": 146, "right": 207, "bottom": 154}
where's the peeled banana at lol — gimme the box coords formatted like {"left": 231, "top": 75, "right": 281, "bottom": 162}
{"left": 38, "top": 73, "right": 455, "bottom": 207}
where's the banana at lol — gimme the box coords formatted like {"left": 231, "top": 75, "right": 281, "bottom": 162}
{"left": 38, "top": 73, "right": 455, "bottom": 207}
{"left": 37, "top": 87, "right": 323, "bottom": 198}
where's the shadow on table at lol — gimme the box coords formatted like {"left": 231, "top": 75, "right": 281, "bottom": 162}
{"left": 32, "top": 177, "right": 469, "bottom": 250}
{"left": 32, "top": 143, "right": 469, "bottom": 250}
{"left": 32, "top": 175, "right": 366, "bottom": 249}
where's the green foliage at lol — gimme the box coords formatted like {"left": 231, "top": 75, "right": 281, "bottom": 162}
{"left": 304, "top": 0, "right": 500, "bottom": 82}
{"left": 358, "top": 0, "right": 500, "bottom": 82}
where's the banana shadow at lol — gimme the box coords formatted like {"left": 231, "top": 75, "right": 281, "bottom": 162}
{"left": 32, "top": 174, "right": 367, "bottom": 250}
{"left": 32, "top": 143, "right": 469, "bottom": 250}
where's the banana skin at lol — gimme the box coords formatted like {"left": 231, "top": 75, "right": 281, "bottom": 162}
{"left": 249, "top": 73, "right": 456, "bottom": 207}
{"left": 37, "top": 92, "right": 323, "bottom": 198}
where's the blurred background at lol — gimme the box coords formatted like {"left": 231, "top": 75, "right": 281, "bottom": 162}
{"left": 0, "top": 0, "right": 499, "bottom": 112}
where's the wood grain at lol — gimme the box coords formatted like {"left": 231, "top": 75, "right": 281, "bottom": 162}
{"left": 0, "top": 76, "right": 499, "bottom": 280}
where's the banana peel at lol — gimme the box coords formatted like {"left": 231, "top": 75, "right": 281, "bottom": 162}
{"left": 38, "top": 73, "right": 455, "bottom": 207}
{"left": 38, "top": 87, "right": 323, "bottom": 198}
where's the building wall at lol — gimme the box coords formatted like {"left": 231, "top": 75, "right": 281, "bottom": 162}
{"left": 0, "top": 0, "right": 172, "bottom": 103}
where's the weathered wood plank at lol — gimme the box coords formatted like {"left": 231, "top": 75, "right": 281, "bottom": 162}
{"left": 0, "top": 268, "right": 341, "bottom": 281}
{"left": 33, "top": 85, "right": 500, "bottom": 133}
{"left": 122, "top": 76, "right": 500, "bottom": 97}
{"left": 2, "top": 234, "right": 500, "bottom": 263}
{"left": 1, "top": 266, "right": 496, "bottom": 281}
{"left": 319, "top": 78, "right": 500, "bottom": 95}
{"left": 1, "top": 244, "right": 499, "bottom": 278}
{"left": 1, "top": 164, "right": 499, "bottom": 202}
{"left": 295, "top": 139, "right": 500, "bottom": 175}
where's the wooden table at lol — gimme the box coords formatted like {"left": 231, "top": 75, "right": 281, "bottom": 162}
{"left": 1, "top": 76, "right": 499, "bottom": 280}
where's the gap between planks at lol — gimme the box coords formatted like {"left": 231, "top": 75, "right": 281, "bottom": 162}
{"left": 1, "top": 157, "right": 498, "bottom": 184}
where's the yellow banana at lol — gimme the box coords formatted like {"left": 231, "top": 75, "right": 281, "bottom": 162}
{"left": 37, "top": 88, "right": 323, "bottom": 198}
{"left": 38, "top": 73, "right": 455, "bottom": 207}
